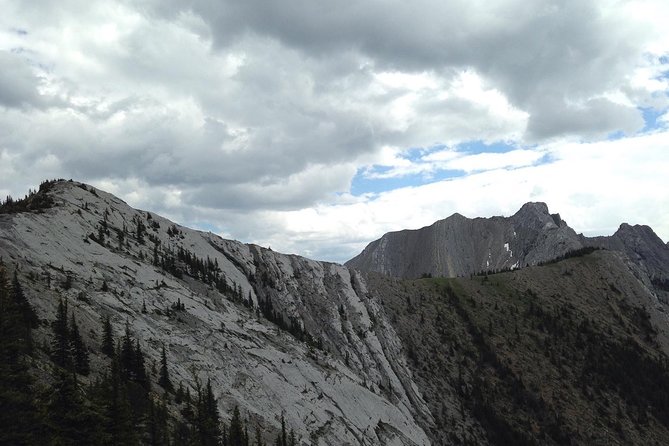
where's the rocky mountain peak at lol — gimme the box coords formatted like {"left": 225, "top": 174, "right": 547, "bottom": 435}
{"left": 347, "top": 202, "right": 584, "bottom": 279}
{"left": 515, "top": 201, "right": 550, "bottom": 215}
{"left": 447, "top": 212, "right": 468, "bottom": 221}
{"left": 347, "top": 202, "right": 668, "bottom": 282}
{"left": 615, "top": 222, "right": 661, "bottom": 240}
{"left": 604, "top": 222, "right": 669, "bottom": 281}
{"left": 511, "top": 201, "right": 560, "bottom": 228}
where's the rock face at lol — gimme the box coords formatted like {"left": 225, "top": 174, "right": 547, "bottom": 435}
{"left": 0, "top": 180, "right": 430, "bottom": 445}
{"left": 346, "top": 202, "right": 583, "bottom": 279}
{"left": 346, "top": 203, "right": 669, "bottom": 286}
{"left": 588, "top": 223, "right": 669, "bottom": 282}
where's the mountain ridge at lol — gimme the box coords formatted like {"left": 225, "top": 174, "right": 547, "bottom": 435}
{"left": 3, "top": 179, "right": 669, "bottom": 445}
{"left": 346, "top": 201, "right": 669, "bottom": 285}
{"left": 0, "top": 179, "right": 431, "bottom": 445}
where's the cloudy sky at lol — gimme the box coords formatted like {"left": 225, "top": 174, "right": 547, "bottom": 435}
{"left": 1, "top": 0, "right": 668, "bottom": 262}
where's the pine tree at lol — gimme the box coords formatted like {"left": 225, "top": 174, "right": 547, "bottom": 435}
{"left": 63, "top": 274, "right": 73, "bottom": 290}
{"left": 120, "top": 323, "right": 136, "bottom": 381}
{"left": 136, "top": 220, "right": 145, "bottom": 244}
{"left": 11, "top": 271, "right": 38, "bottom": 329}
{"left": 133, "top": 339, "right": 150, "bottom": 391}
{"left": 52, "top": 299, "right": 72, "bottom": 369}
{"left": 281, "top": 413, "right": 287, "bottom": 446}
{"left": 205, "top": 379, "right": 218, "bottom": 422}
{"left": 101, "top": 315, "right": 114, "bottom": 357}
{"left": 177, "top": 387, "right": 196, "bottom": 442}
{"left": 175, "top": 381, "right": 185, "bottom": 404}
{"left": 98, "top": 224, "right": 106, "bottom": 245}
{"left": 106, "top": 353, "right": 139, "bottom": 446}
{"left": 194, "top": 378, "right": 222, "bottom": 446}
{"left": 158, "top": 344, "right": 173, "bottom": 392}
{"left": 70, "top": 313, "right": 90, "bottom": 375}
{"left": 0, "top": 263, "right": 38, "bottom": 445}
{"left": 274, "top": 413, "right": 288, "bottom": 446}
{"left": 147, "top": 396, "right": 169, "bottom": 446}
{"left": 229, "top": 405, "right": 244, "bottom": 446}
{"left": 46, "top": 368, "right": 102, "bottom": 445}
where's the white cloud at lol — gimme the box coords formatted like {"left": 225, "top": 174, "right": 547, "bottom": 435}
{"left": 1, "top": 0, "right": 668, "bottom": 262}
{"left": 444, "top": 149, "right": 546, "bottom": 173}
{"left": 362, "top": 146, "right": 544, "bottom": 179}
{"left": 228, "top": 132, "right": 669, "bottom": 262}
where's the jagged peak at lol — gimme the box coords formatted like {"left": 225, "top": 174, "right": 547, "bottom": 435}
{"left": 514, "top": 201, "right": 551, "bottom": 217}
{"left": 428, "top": 212, "right": 468, "bottom": 224}
{"left": 439, "top": 212, "right": 469, "bottom": 224}
{"left": 617, "top": 222, "right": 641, "bottom": 231}
{"left": 614, "top": 222, "right": 664, "bottom": 242}
{"left": 510, "top": 202, "right": 559, "bottom": 230}
{"left": 617, "top": 222, "right": 651, "bottom": 234}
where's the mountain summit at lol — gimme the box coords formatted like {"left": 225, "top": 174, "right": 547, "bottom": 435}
{"left": 346, "top": 203, "right": 669, "bottom": 283}
{"left": 346, "top": 202, "right": 582, "bottom": 279}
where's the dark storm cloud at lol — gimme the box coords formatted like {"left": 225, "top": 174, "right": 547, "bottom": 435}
{"left": 0, "top": 51, "right": 43, "bottom": 108}
{"left": 1, "top": 0, "right": 667, "bottom": 262}
{"left": 527, "top": 98, "right": 645, "bottom": 139}
{"left": 144, "top": 0, "right": 649, "bottom": 139}
{"left": 4, "top": 0, "right": 655, "bottom": 204}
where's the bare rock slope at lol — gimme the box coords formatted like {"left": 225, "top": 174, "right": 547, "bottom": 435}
{"left": 0, "top": 180, "right": 430, "bottom": 445}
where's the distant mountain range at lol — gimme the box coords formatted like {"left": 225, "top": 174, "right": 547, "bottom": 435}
{"left": 346, "top": 202, "right": 669, "bottom": 284}
{"left": 1, "top": 179, "right": 669, "bottom": 445}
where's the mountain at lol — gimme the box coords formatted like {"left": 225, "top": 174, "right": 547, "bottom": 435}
{"left": 2, "top": 180, "right": 669, "bottom": 445}
{"left": 346, "top": 202, "right": 669, "bottom": 286}
{"left": 365, "top": 248, "right": 669, "bottom": 445}
{"left": 588, "top": 223, "right": 669, "bottom": 287}
{"left": 0, "top": 180, "right": 430, "bottom": 445}
{"left": 346, "top": 203, "right": 582, "bottom": 279}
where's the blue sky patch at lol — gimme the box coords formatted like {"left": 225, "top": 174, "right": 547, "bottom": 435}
{"left": 351, "top": 140, "right": 540, "bottom": 196}
{"left": 351, "top": 168, "right": 465, "bottom": 195}
{"left": 641, "top": 106, "right": 667, "bottom": 132}
{"left": 456, "top": 140, "right": 519, "bottom": 154}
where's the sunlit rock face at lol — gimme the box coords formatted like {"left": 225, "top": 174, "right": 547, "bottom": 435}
{"left": 0, "top": 180, "right": 431, "bottom": 446}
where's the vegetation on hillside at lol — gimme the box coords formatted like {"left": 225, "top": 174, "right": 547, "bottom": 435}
{"left": 371, "top": 250, "right": 669, "bottom": 445}
{"left": 0, "top": 179, "right": 61, "bottom": 214}
{"left": 0, "top": 261, "right": 297, "bottom": 445}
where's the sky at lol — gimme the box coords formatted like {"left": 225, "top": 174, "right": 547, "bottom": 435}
{"left": 1, "top": 0, "right": 668, "bottom": 263}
